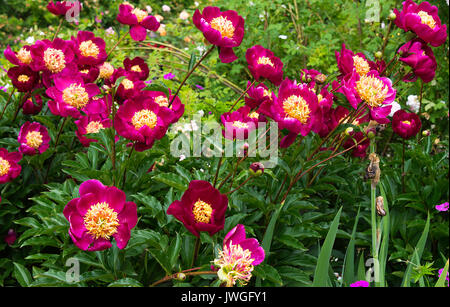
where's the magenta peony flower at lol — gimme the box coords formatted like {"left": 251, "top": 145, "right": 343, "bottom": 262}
{"left": 139, "top": 90, "right": 185, "bottom": 124}
{"left": 343, "top": 131, "right": 370, "bottom": 158}
{"left": 4, "top": 45, "right": 33, "bottom": 66}
{"left": 75, "top": 115, "right": 112, "bottom": 147}
{"left": 214, "top": 224, "right": 265, "bottom": 287}
{"left": 270, "top": 78, "right": 322, "bottom": 137}
{"left": 317, "top": 105, "right": 350, "bottom": 138}
{"left": 245, "top": 45, "right": 283, "bottom": 86}
{"left": 244, "top": 81, "right": 273, "bottom": 110}
{"left": 398, "top": 38, "right": 437, "bottom": 83}
{"left": 72, "top": 31, "right": 107, "bottom": 66}
{"left": 0, "top": 148, "right": 22, "bottom": 184}
{"left": 116, "top": 2, "right": 160, "bottom": 41}
{"left": 350, "top": 280, "right": 370, "bottom": 287}
{"left": 111, "top": 68, "right": 146, "bottom": 103}
{"left": 47, "top": 1, "right": 81, "bottom": 16}
{"left": 7, "top": 65, "right": 39, "bottom": 92}
{"left": 340, "top": 70, "right": 396, "bottom": 124}
{"left": 22, "top": 95, "right": 43, "bottom": 115}
{"left": 114, "top": 96, "right": 173, "bottom": 151}
{"left": 221, "top": 106, "right": 264, "bottom": 140}
{"left": 394, "top": 0, "right": 447, "bottom": 47}
{"left": 167, "top": 180, "right": 228, "bottom": 237}
{"left": 392, "top": 110, "right": 421, "bottom": 139}
{"left": 335, "top": 44, "right": 376, "bottom": 78}
{"left": 4, "top": 229, "right": 17, "bottom": 246}
{"left": 435, "top": 202, "right": 449, "bottom": 212}
{"left": 46, "top": 69, "right": 100, "bottom": 118}
{"left": 193, "top": 6, "right": 245, "bottom": 63}
{"left": 123, "top": 57, "right": 149, "bottom": 81}
{"left": 18, "top": 122, "right": 50, "bottom": 156}
{"left": 63, "top": 179, "right": 137, "bottom": 251}
{"left": 78, "top": 64, "right": 100, "bottom": 83}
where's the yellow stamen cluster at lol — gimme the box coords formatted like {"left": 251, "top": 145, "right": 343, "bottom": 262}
{"left": 43, "top": 48, "right": 66, "bottom": 73}
{"left": 192, "top": 199, "right": 213, "bottom": 224}
{"left": 86, "top": 121, "right": 104, "bottom": 134}
{"left": 154, "top": 96, "right": 169, "bottom": 107}
{"left": 248, "top": 112, "right": 259, "bottom": 119}
{"left": 99, "top": 62, "right": 114, "bottom": 79}
{"left": 132, "top": 8, "right": 148, "bottom": 23}
{"left": 83, "top": 202, "right": 119, "bottom": 240}
{"left": 417, "top": 11, "right": 436, "bottom": 29}
{"left": 17, "top": 75, "right": 30, "bottom": 83}
{"left": 232, "top": 121, "right": 249, "bottom": 129}
{"left": 214, "top": 244, "right": 254, "bottom": 287}
{"left": 25, "top": 131, "right": 43, "bottom": 149}
{"left": 317, "top": 94, "right": 324, "bottom": 102}
{"left": 401, "top": 120, "right": 412, "bottom": 126}
{"left": 353, "top": 55, "right": 370, "bottom": 76}
{"left": 356, "top": 75, "right": 388, "bottom": 108}
{"left": 17, "top": 47, "right": 32, "bottom": 65}
{"left": 263, "top": 89, "right": 271, "bottom": 98}
{"left": 0, "top": 157, "right": 11, "bottom": 176}
{"left": 131, "top": 65, "right": 142, "bottom": 73}
{"left": 283, "top": 95, "right": 311, "bottom": 124}
{"left": 79, "top": 40, "right": 100, "bottom": 58}
{"left": 121, "top": 79, "right": 134, "bottom": 90}
{"left": 210, "top": 16, "right": 235, "bottom": 39}
{"left": 257, "top": 56, "right": 274, "bottom": 67}
{"left": 62, "top": 84, "right": 89, "bottom": 109}
{"left": 132, "top": 109, "right": 158, "bottom": 130}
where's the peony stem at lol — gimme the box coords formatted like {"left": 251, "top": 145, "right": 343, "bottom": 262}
{"left": 121, "top": 142, "right": 135, "bottom": 190}
{"left": 0, "top": 88, "right": 16, "bottom": 121}
{"left": 44, "top": 116, "right": 68, "bottom": 183}
{"left": 191, "top": 236, "right": 201, "bottom": 268}
{"left": 149, "top": 270, "right": 216, "bottom": 287}
{"left": 213, "top": 156, "right": 223, "bottom": 188}
{"left": 169, "top": 45, "right": 215, "bottom": 107}
{"left": 52, "top": 18, "right": 64, "bottom": 41}
{"left": 227, "top": 79, "right": 256, "bottom": 113}
{"left": 107, "top": 32, "right": 129, "bottom": 59}
{"left": 226, "top": 175, "right": 254, "bottom": 195}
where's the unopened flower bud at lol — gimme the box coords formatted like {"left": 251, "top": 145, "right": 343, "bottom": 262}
{"left": 176, "top": 273, "right": 186, "bottom": 281}
{"left": 314, "top": 74, "right": 327, "bottom": 85}
{"left": 422, "top": 130, "right": 430, "bottom": 137}
{"left": 375, "top": 51, "right": 382, "bottom": 59}
{"left": 368, "top": 131, "right": 376, "bottom": 139}
{"left": 345, "top": 127, "right": 354, "bottom": 135}
{"left": 250, "top": 162, "right": 264, "bottom": 176}
{"left": 388, "top": 11, "right": 396, "bottom": 21}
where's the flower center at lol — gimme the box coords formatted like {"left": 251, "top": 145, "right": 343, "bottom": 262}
{"left": 248, "top": 112, "right": 259, "bottom": 119}
{"left": 417, "top": 11, "right": 436, "bottom": 29}
{"left": 0, "top": 157, "right": 11, "bottom": 176}
{"left": 283, "top": 95, "right": 311, "bottom": 124}
{"left": 17, "top": 47, "right": 32, "bottom": 65}
{"left": 99, "top": 62, "right": 114, "bottom": 79}
{"left": 132, "top": 109, "right": 157, "bottom": 130}
{"left": 43, "top": 48, "right": 66, "bottom": 73}
{"left": 353, "top": 55, "right": 370, "bottom": 76}
{"left": 131, "top": 65, "right": 142, "bottom": 73}
{"left": 401, "top": 120, "right": 411, "bottom": 126}
{"left": 17, "top": 75, "right": 30, "bottom": 82}
{"left": 83, "top": 202, "right": 119, "bottom": 240}
{"left": 26, "top": 131, "right": 43, "bottom": 149}
{"left": 80, "top": 69, "right": 89, "bottom": 74}
{"left": 317, "top": 94, "right": 324, "bottom": 102}
{"left": 192, "top": 199, "right": 213, "bottom": 224}
{"left": 86, "top": 121, "right": 104, "bottom": 134}
{"left": 210, "top": 16, "right": 235, "bottom": 39}
{"left": 62, "top": 84, "right": 90, "bottom": 109}
{"left": 79, "top": 40, "right": 100, "bottom": 58}
{"left": 257, "top": 56, "right": 274, "bottom": 67}
{"left": 214, "top": 243, "right": 254, "bottom": 287}
{"left": 356, "top": 75, "right": 389, "bottom": 108}
{"left": 154, "top": 95, "right": 169, "bottom": 107}
{"left": 121, "top": 79, "right": 134, "bottom": 90}
{"left": 263, "top": 89, "right": 271, "bottom": 98}
{"left": 232, "top": 121, "right": 249, "bottom": 129}
{"left": 132, "top": 8, "right": 148, "bottom": 23}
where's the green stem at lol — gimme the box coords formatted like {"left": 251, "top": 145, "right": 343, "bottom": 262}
{"left": 0, "top": 88, "right": 16, "bottom": 120}
{"left": 121, "top": 142, "right": 135, "bottom": 190}
{"left": 107, "top": 32, "right": 129, "bottom": 59}
{"left": 191, "top": 236, "right": 201, "bottom": 268}
{"left": 369, "top": 139, "right": 379, "bottom": 286}
{"left": 228, "top": 79, "right": 255, "bottom": 113}
{"left": 52, "top": 18, "right": 64, "bottom": 41}
{"left": 44, "top": 117, "right": 68, "bottom": 182}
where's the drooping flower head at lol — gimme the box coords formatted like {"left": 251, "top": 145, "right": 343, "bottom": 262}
{"left": 246, "top": 45, "right": 283, "bottom": 86}
{"left": 123, "top": 57, "right": 149, "bottom": 81}
{"left": 18, "top": 122, "right": 50, "bottom": 156}
{"left": 114, "top": 95, "right": 173, "bottom": 151}
{"left": 270, "top": 78, "right": 322, "bottom": 137}
{"left": 214, "top": 224, "right": 265, "bottom": 287}
{"left": 398, "top": 38, "right": 437, "bottom": 83}
{"left": 340, "top": 70, "right": 396, "bottom": 124}
{"left": 392, "top": 110, "right": 421, "bottom": 139}
{"left": 4, "top": 45, "right": 33, "bottom": 66}
{"left": 167, "top": 180, "right": 228, "bottom": 237}
{"left": 47, "top": 1, "right": 81, "bottom": 16}
{"left": 0, "top": 148, "right": 22, "bottom": 184}
{"left": 7, "top": 65, "right": 39, "bottom": 92}
{"left": 63, "top": 179, "right": 137, "bottom": 251}
{"left": 193, "top": 6, "right": 245, "bottom": 63}
{"left": 393, "top": 0, "right": 447, "bottom": 47}
{"left": 46, "top": 68, "right": 100, "bottom": 118}
{"left": 72, "top": 31, "right": 107, "bottom": 66}
{"left": 75, "top": 114, "right": 112, "bottom": 147}
{"left": 221, "top": 106, "right": 265, "bottom": 140}
{"left": 117, "top": 2, "right": 160, "bottom": 41}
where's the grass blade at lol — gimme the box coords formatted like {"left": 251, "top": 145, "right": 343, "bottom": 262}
{"left": 342, "top": 206, "right": 361, "bottom": 286}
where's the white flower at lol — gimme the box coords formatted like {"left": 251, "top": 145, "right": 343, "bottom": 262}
{"left": 162, "top": 5, "right": 170, "bottom": 12}
{"left": 195, "top": 2, "right": 199, "bottom": 7}
{"left": 25, "top": 36, "right": 35, "bottom": 44}
{"left": 179, "top": 154, "right": 186, "bottom": 161}
{"left": 389, "top": 101, "right": 401, "bottom": 117}
{"left": 249, "top": 1, "right": 254, "bottom": 6}
{"left": 406, "top": 95, "right": 420, "bottom": 113}
{"left": 197, "top": 110, "right": 205, "bottom": 117}
{"left": 179, "top": 10, "right": 189, "bottom": 20}
{"left": 279, "top": 35, "right": 287, "bottom": 40}
{"left": 105, "top": 27, "right": 115, "bottom": 36}
{"left": 381, "top": 22, "right": 385, "bottom": 29}
{"left": 146, "top": 5, "right": 152, "bottom": 13}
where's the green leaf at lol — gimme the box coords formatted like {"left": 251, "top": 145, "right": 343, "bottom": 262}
{"left": 13, "top": 262, "right": 33, "bottom": 287}
{"left": 153, "top": 173, "right": 189, "bottom": 191}
{"left": 312, "top": 207, "right": 343, "bottom": 287}
{"left": 342, "top": 206, "right": 360, "bottom": 286}
{"left": 253, "top": 264, "right": 283, "bottom": 286}
{"left": 188, "top": 52, "right": 197, "bottom": 71}
{"left": 435, "top": 260, "right": 449, "bottom": 287}
{"left": 108, "top": 278, "right": 143, "bottom": 287}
